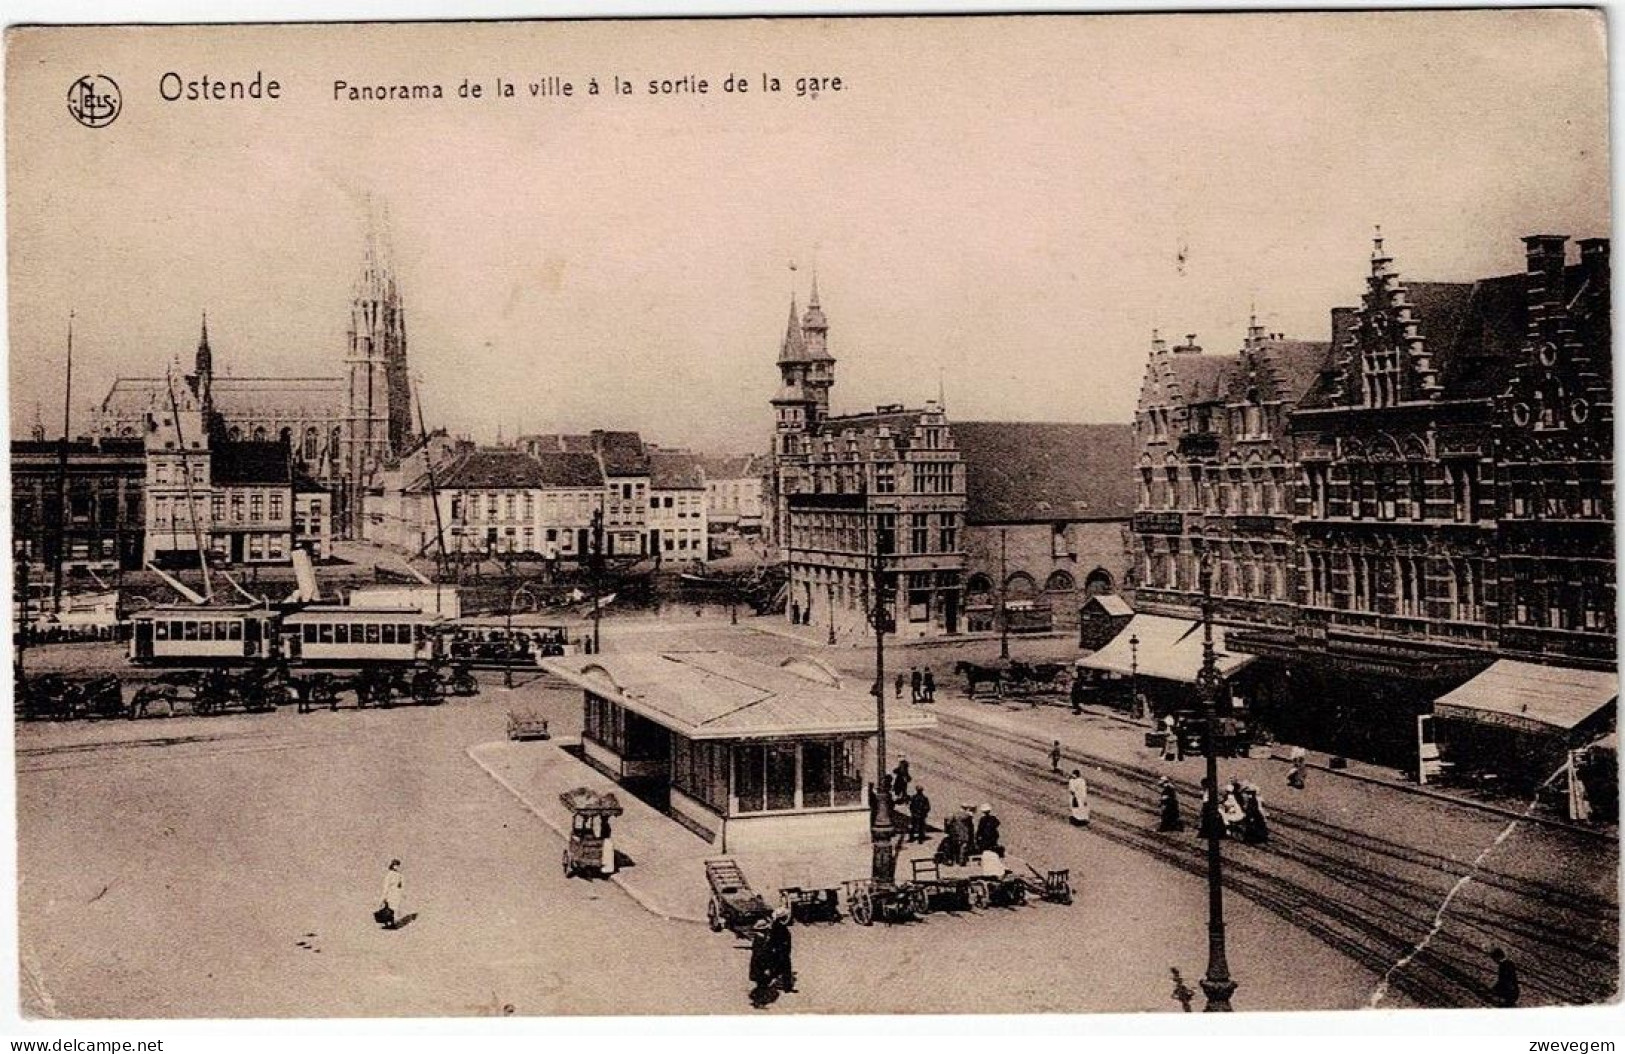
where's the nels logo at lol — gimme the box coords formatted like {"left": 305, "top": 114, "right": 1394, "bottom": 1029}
{"left": 67, "top": 75, "right": 121, "bottom": 128}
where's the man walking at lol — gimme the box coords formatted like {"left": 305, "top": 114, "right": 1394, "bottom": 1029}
{"left": 910, "top": 667, "right": 923, "bottom": 705}
{"left": 1049, "top": 739, "right": 1063, "bottom": 773}
{"left": 922, "top": 667, "right": 936, "bottom": 703}
{"left": 1489, "top": 948, "right": 1520, "bottom": 1007}
{"left": 895, "top": 672, "right": 906, "bottom": 701}
{"left": 768, "top": 907, "right": 795, "bottom": 995}
{"left": 1067, "top": 768, "right": 1090, "bottom": 826}
{"left": 908, "top": 785, "right": 931, "bottom": 843}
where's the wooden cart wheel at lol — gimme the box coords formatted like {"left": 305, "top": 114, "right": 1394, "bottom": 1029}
{"left": 707, "top": 897, "right": 724, "bottom": 933}
{"left": 968, "top": 880, "right": 990, "bottom": 910}
{"left": 1057, "top": 879, "right": 1073, "bottom": 905}
{"left": 1011, "top": 882, "right": 1028, "bottom": 906}
{"left": 851, "top": 893, "right": 874, "bottom": 926}
{"left": 907, "top": 886, "right": 929, "bottom": 917}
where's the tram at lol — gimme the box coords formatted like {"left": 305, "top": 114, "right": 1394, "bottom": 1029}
{"left": 128, "top": 603, "right": 446, "bottom": 668}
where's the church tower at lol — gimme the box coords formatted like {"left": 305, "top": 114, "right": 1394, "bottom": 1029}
{"left": 341, "top": 214, "right": 411, "bottom": 536}
{"left": 801, "top": 276, "right": 835, "bottom": 427}
{"left": 193, "top": 311, "right": 214, "bottom": 416}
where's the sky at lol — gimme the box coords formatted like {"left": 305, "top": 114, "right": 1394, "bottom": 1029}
{"left": 5, "top": 12, "right": 1611, "bottom": 452}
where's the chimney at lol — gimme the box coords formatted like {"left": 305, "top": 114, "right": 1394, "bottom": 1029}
{"left": 1578, "top": 237, "right": 1609, "bottom": 288}
{"left": 1173, "top": 333, "right": 1202, "bottom": 355}
{"left": 1523, "top": 234, "right": 1569, "bottom": 344}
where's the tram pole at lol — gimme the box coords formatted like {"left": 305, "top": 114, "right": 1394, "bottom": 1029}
{"left": 869, "top": 525, "right": 896, "bottom": 885}
{"left": 1196, "top": 555, "right": 1237, "bottom": 1012}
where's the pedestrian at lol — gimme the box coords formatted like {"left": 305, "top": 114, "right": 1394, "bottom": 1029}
{"left": 376, "top": 859, "right": 404, "bottom": 930}
{"left": 748, "top": 919, "right": 776, "bottom": 1009}
{"left": 908, "top": 785, "right": 931, "bottom": 844}
{"left": 895, "top": 672, "right": 906, "bottom": 701}
{"left": 975, "top": 803, "right": 1002, "bottom": 855}
{"left": 1067, "top": 768, "right": 1090, "bottom": 826}
{"left": 1198, "top": 779, "right": 1224, "bottom": 841}
{"left": 1240, "top": 782, "right": 1269, "bottom": 845}
{"left": 946, "top": 805, "right": 975, "bottom": 866}
{"left": 1288, "top": 746, "right": 1308, "bottom": 790}
{"left": 1489, "top": 948, "right": 1520, "bottom": 1008}
{"left": 790, "top": 601, "right": 801, "bottom": 627}
{"left": 600, "top": 813, "right": 617, "bottom": 875}
{"left": 1220, "top": 780, "right": 1247, "bottom": 839}
{"left": 1158, "top": 777, "right": 1184, "bottom": 832}
{"left": 1049, "top": 739, "right": 1063, "bottom": 773}
{"left": 910, "top": 667, "right": 923, "bottom": 704}
{"left": 892, "top": 757, "right": 911, "bottom": 803}
{"left": 1162, "top": 715, "right": 1183, "bottom": 762}
{"left": 767, "top": 907, "right": 796, "bottom": 994}
{"left": 922, "top": 667, "right": 936, "bottom": 702}
{"left": 1070, "top": 671, "right": 1086, "bottom": 715}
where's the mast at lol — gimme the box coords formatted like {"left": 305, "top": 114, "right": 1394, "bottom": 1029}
{"left": 163, "top": 369, "right": 213, "bottom": 602}
{"left": 412, "top": 375, "right": 450, "bottom": 579}
{"left": 51, "top": 312, "right": 74, "bottom": 614}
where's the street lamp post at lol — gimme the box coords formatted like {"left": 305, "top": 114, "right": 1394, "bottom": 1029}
{"left": 827, "top": 582, "right": 836, "bottom": 645}
{"left": 505, "top": 581, "right": 535, "bottom": 690}
{"left": 1195, "top": 555, "right": 1237, "bottom": 1012}
{"left": 1130, "top": 633, "right": 1141, "bottom": 720}
{"left": 869, "top": 521, "right": 897, "bottom": 885}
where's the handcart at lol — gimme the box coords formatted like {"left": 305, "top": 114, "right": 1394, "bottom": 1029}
{"left": 842, "top": 877, "right": 926, "bottom": 926}
{"left": 909, "top": 858, "right": 989, "bottom": 913}
{"left": 506, "top": 708, "right": 552, "bottom": 741}
{"left": 1020, "top": 863, "right": 1074, "bottom": 905}
{"left": 704, "top": 858, "right": 773, "bottom": 935}
{"left": 560, "top": 788, "right": 622, "bottom": 879}
{"left": 778, "top": 885, "right": 841, "bottom": 924}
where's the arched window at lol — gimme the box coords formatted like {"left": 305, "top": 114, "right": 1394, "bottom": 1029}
{"left": 227, "top": 426, "right": 242, "bottom": 442}
{"left": 1083, "top": 569, "right": 1115, "bottom": 598}
{"left": 252, "top": 426, "right": 267, "bottom": 442}
{"left": 279, "top": 426, "right": 292, "bottom": 448}
{"left": 1045, "top": 570, "right": 1076, "bottom": 592}
{"left": 1004, "top": 572, "right": 1038, "bottom": 598}
{"left": 966, "top": 573, "right": 994, "bottom": 595}
{"left": 304, "top": 427, "right": 319, "bottom": 461}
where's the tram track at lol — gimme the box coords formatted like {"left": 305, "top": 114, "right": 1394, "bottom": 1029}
{"left": 903, "top": 714, "right": 1617, "bottom": 1009}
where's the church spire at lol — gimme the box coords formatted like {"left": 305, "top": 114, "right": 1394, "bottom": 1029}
{"left": 777, "top": 296, "right": 808, "bottom": 364}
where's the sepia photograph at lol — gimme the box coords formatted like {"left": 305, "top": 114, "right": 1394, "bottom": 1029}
{"left": 1, "top": 5, "right": 1618, "bottom": 1034}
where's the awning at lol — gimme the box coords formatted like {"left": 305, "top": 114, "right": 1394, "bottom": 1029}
{"left": 1076, "top": 614, "right": 1256, "bottom": 684}
{"left": 1433, "top": 660, "right": 1618, "bottom": 736}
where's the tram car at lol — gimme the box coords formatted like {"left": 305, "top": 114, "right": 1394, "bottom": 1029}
{"left": 128, "top": 604, "right": 446, "bottom": 669}
{"left": 129, "top": 605, "right": 280, "bottom": 665}
{"left": 281, "top": 606, "right": 443, "bottom": 667}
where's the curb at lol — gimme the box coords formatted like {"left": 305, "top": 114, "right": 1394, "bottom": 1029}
{"left": 464, "top": 741, "right": 709, "bottom": 926}
{"left": 940, "top": 705, "right": 1615, "bottom": 841}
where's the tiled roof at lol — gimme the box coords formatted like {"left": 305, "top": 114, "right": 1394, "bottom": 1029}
{"left": 700, "top": 453, "right": 765, "bottom": 480}
{"left": 1164, "top": 354, "right": 1237, "bottom": 404}
{"left": 438, "top": 449, "right": 603, "bottom": 490}
{"left": 213, "top": 441, "right": 291, "bottom": 486}
{"left": 594, "top": 431, "right": 648, "bottom": 475}
{"left": 1251, "top": 339, "right": 1333, "bottom": 404}
{"left": 649, "top": 451, "right": 705, "bottom": 490}
{"left": 953, "top": 421, "right": 1137, "bottom": 524}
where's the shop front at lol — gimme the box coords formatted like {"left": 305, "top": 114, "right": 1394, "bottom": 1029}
{"left": 544, "top": 651, "right": 934, "bottom": 853}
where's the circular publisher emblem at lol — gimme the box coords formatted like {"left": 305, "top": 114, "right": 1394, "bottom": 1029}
{"left": 67, "top": 75, "right": 121, "bottom": 128}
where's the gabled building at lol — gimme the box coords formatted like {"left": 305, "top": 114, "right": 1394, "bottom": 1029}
{"left": 953, "top": 421, "right": 1135, "bottom": 632}
{"left": 701, "top": 453, "right": 767, "bottom": 536}
{"left": 767, "top": 282, "right": 967, "bottom": 639}
{"left": 648, "top": 450, "right": 708, "bottom": 562}
{"left": 435, "top": 448, "right": 606, "bottom": 561}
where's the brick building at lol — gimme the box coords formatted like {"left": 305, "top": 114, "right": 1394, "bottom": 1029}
{"left": 953, "top": 421, "right": 1135, "bottom": 633}
{"left": 769, "top": 284, "right": 967, "bottom": 639}
{"left": 11, "top": 437, "right": 146, "bottom": 577}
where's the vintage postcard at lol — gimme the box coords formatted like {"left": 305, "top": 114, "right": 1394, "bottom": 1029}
{"left": 3, "top": 10, "right": 1617, "bottom": 1027}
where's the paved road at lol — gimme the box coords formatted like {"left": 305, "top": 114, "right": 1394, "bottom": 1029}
{"left": 14, "top": 614, "right": 1617, "bottom": 1016}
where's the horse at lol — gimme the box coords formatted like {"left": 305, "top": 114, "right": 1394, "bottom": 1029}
{"left": 954, "top": 660, "right": 1004, "bottom": 698}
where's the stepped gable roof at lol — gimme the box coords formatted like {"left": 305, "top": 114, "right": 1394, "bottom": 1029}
{"left": 953, "top": 421, "right": 1137, "bottom": 525}
{"left": 213, "top": 441, "right": 291, "bottom": 486}
{"left": 1249, "top": 339, "right": 1333, "bottom": 404}
{"left": 438, "top": 449, "right": 604, "bottom": 490}
{"left": 649, "top": 451, "right": 705, "bottom": 490}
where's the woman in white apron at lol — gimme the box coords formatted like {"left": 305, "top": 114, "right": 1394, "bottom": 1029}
{"left": 1067, "top": 769, "right": 1091, "bottom": 826}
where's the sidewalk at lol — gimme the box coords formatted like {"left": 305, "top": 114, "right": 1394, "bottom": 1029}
{"left": 936, "top": 694, "right": 1614, "bottom": 839}
{"left": 467, "top": 737, "right": 873, "bottom": 924}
